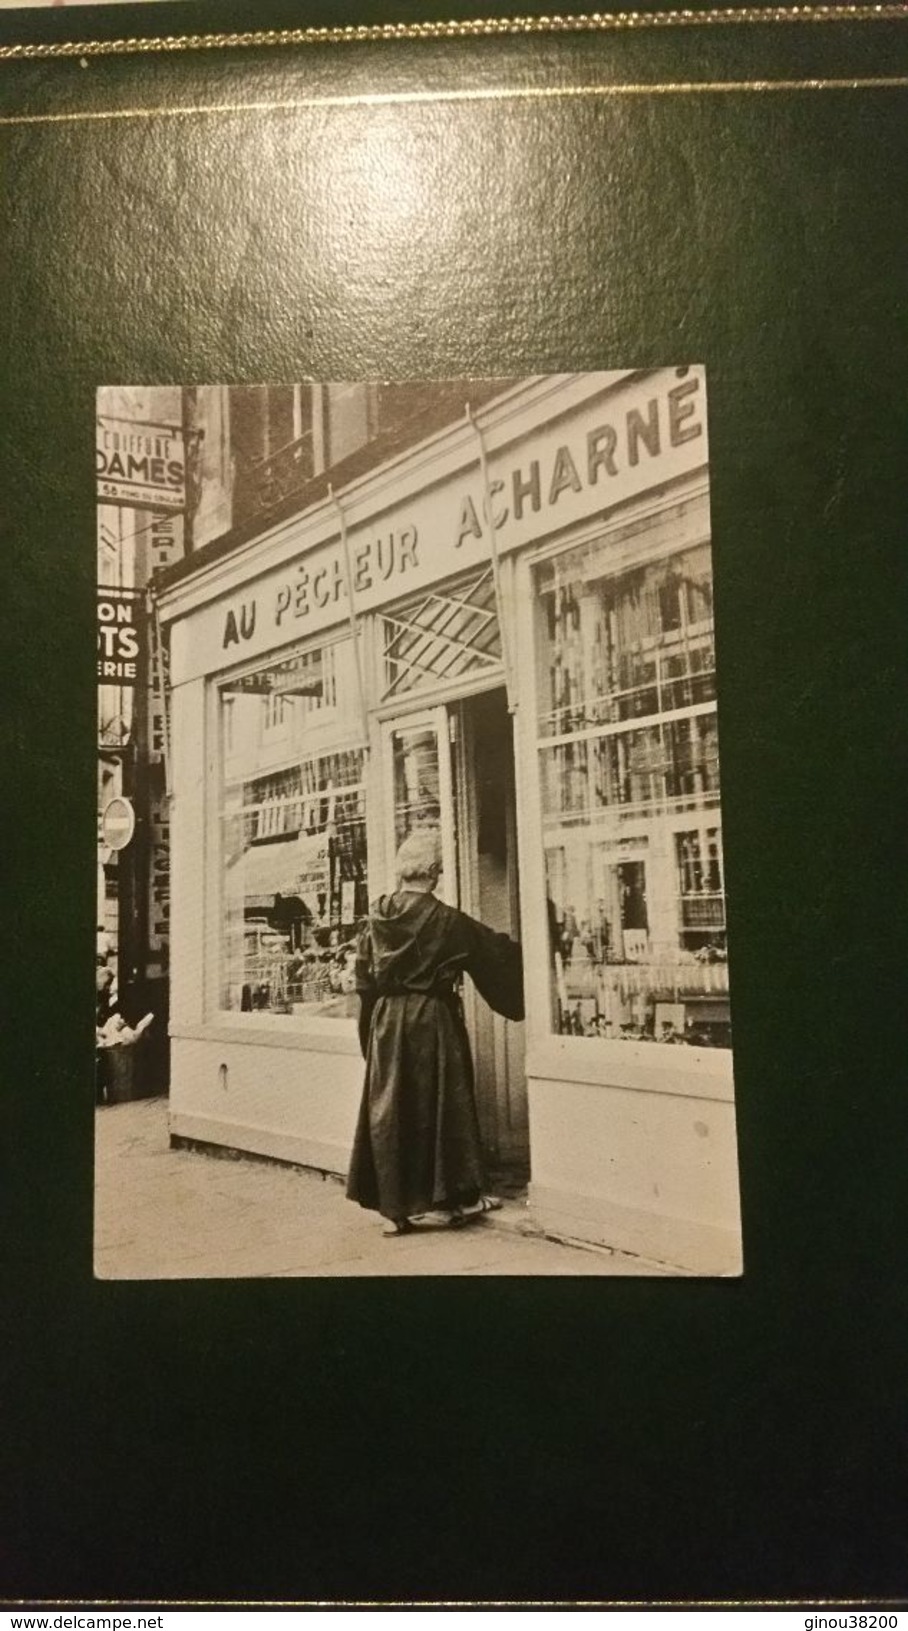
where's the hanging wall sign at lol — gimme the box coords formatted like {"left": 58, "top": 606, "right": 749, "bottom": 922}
{"left": 96, "top": 416, "right": 186, "bottom": 512}
{"left": 97, "top": 586, "right": 145, "bottom": 686}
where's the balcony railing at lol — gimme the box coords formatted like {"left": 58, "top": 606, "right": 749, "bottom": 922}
{"left": 234, "top": 429, "right": 316, "bottom": 524}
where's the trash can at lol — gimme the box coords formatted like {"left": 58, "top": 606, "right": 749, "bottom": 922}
{"left": 105, "top": 1042, "right": 138, "bottom": 1104}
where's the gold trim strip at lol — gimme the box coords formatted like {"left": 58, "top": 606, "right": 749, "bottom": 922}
{"left": 2, "top": 76, "right": 908, "bottom": 126}
{"left": 2, "top": 1601, "right": 906, "bottom": 1609}
{"left": 1, "top": 4, "right": 908, "bottom": 63}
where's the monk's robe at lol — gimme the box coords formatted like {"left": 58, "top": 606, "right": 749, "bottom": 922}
{"left": 346, "top": 890, "right": 524, "bottom": 1221}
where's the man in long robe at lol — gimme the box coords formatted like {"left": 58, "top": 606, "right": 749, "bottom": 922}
{"left": 346, "top": 828, "right": 524, "bottom": 1235}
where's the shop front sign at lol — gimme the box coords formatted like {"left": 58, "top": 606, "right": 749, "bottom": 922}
{"left": 169, "top": 370, "right": 708, "bottom": 684}
{"left": 453, "top": 373, "right": 704, "bottom": 549}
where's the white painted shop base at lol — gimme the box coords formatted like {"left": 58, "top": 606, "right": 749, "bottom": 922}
{"left": 526, "top": 1076, "right": 742, "bottom": 1276}
{"left": 168, "top": 1031, "right": 363, "bottom": 1175}
{"left": 168, "top": 1031, "right": 742, "bottom": 1276}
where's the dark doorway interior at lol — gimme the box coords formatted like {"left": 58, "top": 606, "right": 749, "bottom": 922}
{"left": 456, "top": 687, "right": 529, "bottom": 1189}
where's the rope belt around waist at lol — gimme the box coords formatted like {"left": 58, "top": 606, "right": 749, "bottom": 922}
{"left": 375, "top": 982, "right": 458, "bottom": 1001}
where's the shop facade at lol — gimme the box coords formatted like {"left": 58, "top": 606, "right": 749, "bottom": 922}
{"left": 157, "top": 369, "right": 743, "bottom": 1274}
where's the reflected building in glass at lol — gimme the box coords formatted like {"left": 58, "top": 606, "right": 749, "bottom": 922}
{"left": 535, "top": 526, "right": 729, "bottom": 1047}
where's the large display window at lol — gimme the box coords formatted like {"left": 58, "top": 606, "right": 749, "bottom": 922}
{"left": 533, "top": 515, "right": 730, "bottom": 1048}
{"left": 217, "top": 637, "right": 367, "bottom": 1023}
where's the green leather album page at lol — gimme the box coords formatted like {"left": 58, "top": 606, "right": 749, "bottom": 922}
{"left": 1, "top": 2, "right": 907, "bottom": 1609}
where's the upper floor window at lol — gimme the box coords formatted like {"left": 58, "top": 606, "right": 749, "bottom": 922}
{"left": 231, "top": 386, "right": 315, "bottom": 524}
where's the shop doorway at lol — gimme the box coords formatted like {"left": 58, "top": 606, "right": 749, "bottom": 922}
{"left": 453, "top": 688, "right": 529, "bottom": 1187}
{"left": 383, "top": 687, "right": 529, "bottom": 1186}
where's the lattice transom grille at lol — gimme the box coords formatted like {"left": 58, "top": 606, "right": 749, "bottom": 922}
{"left": 382, "top": 568, "right": 501, "bottom": 697}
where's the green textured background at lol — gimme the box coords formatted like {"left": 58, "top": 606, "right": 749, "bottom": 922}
{"left": 1, "top": 2, "right": 907, "bottom": 1606}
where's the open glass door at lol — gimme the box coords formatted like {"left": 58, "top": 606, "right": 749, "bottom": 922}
{"left": 382, "top": 708, "right": 457, "bottom": 903}
{"left": 381, "top": 696, "right": 529, "bottom": 1188}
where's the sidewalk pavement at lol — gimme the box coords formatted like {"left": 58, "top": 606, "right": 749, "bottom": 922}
{"left": 93, "top": 1097, "right": 671, "bottom": 1279}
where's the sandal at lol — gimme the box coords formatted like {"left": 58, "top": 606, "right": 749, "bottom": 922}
{"left": 459, "top": 1195, "right": 504, "bottom": 1219}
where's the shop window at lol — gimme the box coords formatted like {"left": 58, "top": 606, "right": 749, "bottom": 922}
{"left": 218, "top": 638, "right": 367, "bottom": 1024}
{"left": 382, "top": 568, "right": 501, "bottom": 699}
{"left": 534, "top": 519, "right": 730, "bottom": 1049}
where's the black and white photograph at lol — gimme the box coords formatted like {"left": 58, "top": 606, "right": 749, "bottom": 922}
{"left": 95, "top": 370, "right": 743, "bottom": 1280}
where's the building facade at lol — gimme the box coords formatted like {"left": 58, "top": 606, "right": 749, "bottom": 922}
{"left": 156, "top": 370, "right": 742, "bottom": 1274}
{"left": 97, "top": 387, "right": 186, "bottom": 1079}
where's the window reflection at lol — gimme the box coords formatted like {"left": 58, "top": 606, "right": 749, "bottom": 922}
{"left": 537, "top": 542, "right": 715, "bottom": 738}
{"left": 535, "top": 518, "right": 730, "bottom": 1048}
{"left": 219, "top": 639, "right": 367, "bottom": 1021}
{"left": 391, "top": 726, "right": 442, "bottom": 846}
{"left": 389, "top": 723, "right": 450, "bottom": 900}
